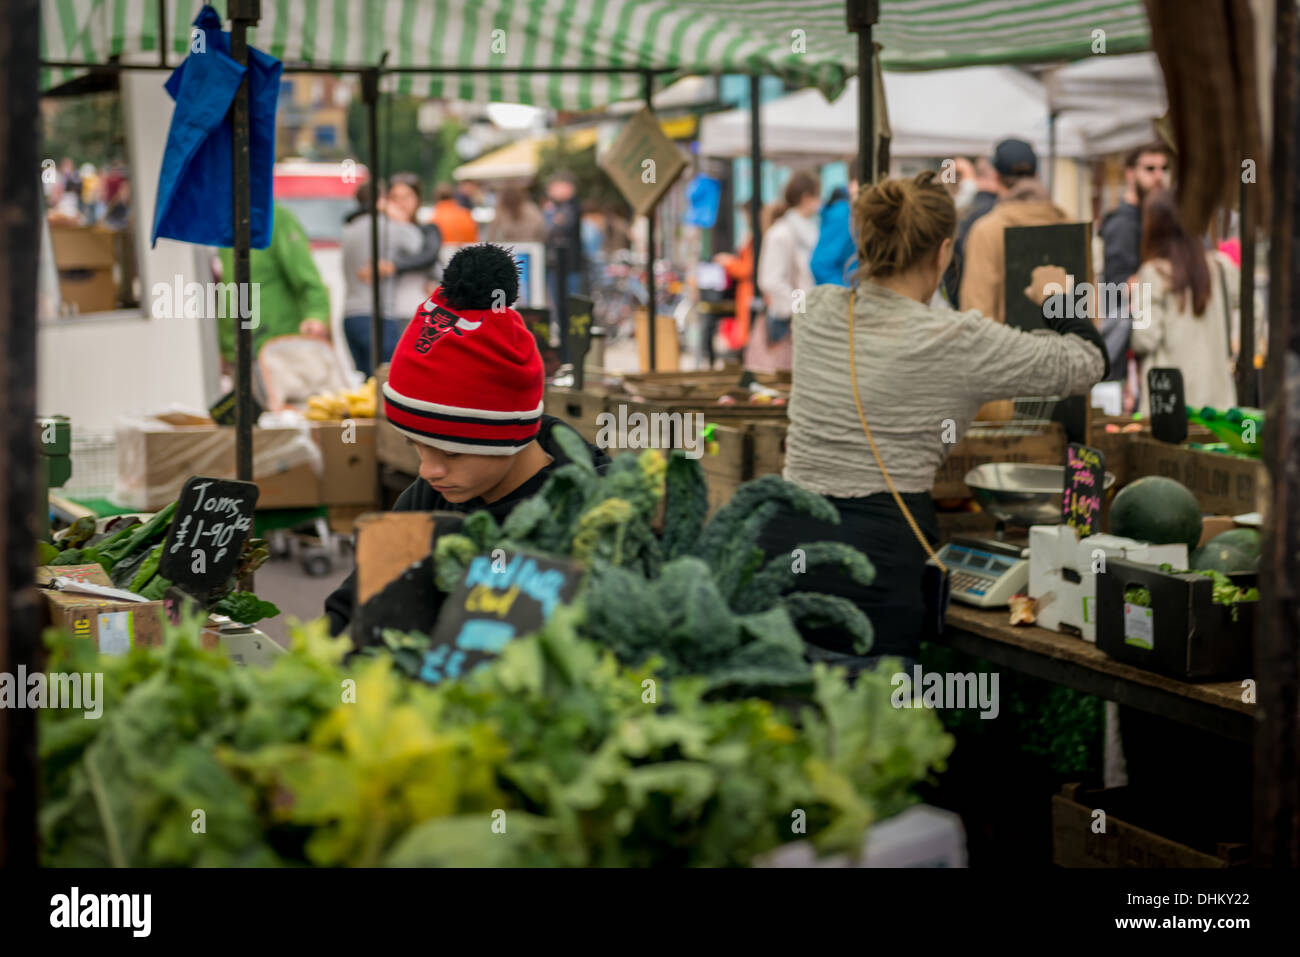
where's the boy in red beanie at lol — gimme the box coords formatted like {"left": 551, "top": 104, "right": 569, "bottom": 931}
{"left": 325, "top": 243, "right": 609, "bottom": 638}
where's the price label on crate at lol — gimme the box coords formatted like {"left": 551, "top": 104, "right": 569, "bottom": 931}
{"left": 1147, "top": 367, "right": 1187, "bottom": 444}
{"left": 1062, "top": 443, "right": 1106, "bottom": 537}
{"left": 159, "top": 476, "right": 258, "bottom": 595}
{"left": 421, "top": 550, "right": 581, "bottom": 685}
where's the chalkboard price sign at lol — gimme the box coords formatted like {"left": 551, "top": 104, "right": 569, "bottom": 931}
{"left": 158, "top": 476, "right": 258, "bottom": 593}
{"left": 1062, "top": 443, "right": 1106, "bottom": 536}
{"left": 421, "top": 550, "right": 582, "bottom": 685}
{"left": 1147, "top": 367, "right": 1187, "bottom": 444}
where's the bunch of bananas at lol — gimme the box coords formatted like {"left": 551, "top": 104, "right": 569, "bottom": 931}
{"left": 306, "top": 377, "right": 377, "bottom": 420}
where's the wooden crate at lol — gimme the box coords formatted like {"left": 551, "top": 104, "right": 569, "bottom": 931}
{"left": 1088, "top": 419, "right": 1216, "bottom": 490}
{"left": 700, "top": 423, "right": 751, "bottom": 516}
{"left": 932, "top": 423, "right": 1067, "bottom": 500}
{"left": 543, "top": 386, "right": 611, "bottom": 445}
{"left": 1052, "top": 783, "right": 1248, "bottom": 868}
{"left": 751, "top": 420, "right": 788, "bottom": 478}
{"left": 1127, "top": 437, "right": 1266, "bottom": 515}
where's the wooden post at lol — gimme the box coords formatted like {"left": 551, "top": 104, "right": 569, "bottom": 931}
{"left": 0, "top": 0, "right": 42, "bottom": 868}
{"left": 1256, "top": 0, "right": 1300, "bottom": 868}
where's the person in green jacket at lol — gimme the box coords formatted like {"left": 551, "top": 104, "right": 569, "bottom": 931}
{"left": 216, "top": 203, "right": 332, "bottom": 365}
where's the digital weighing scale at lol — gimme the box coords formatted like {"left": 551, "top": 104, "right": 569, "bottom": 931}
{"left": 929, "top": 536, "right": 1030, "bottom": 608}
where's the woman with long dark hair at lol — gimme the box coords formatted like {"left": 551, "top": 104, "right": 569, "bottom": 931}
{"left": 1131, "top": 188, "right": 1238, "bottom": 413}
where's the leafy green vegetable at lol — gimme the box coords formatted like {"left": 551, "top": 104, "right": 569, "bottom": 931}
{"left": 50, "top": 549, "right": 87, "bottom": 566}
{"left": 55, "top": 516, "right": 97, "bottom": 550}
{"left": 40, "top": 607, "right": 952, "bottom": 867}
{"left": 212, "top": 591, "right": 281, "bottom": 625}
{"left": 37, "top": 541, "right": 60, "bottom": 565}
{"left": 128, "top": 543, "right": 164, "bottom": 594}
{"left": 1124, "top": 585, "right": 1151, "bottom": 607}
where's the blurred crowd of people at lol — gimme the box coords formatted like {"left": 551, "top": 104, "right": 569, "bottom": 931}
{"left": 703, "top": 134, "right": 1250, "bottom": 416}
{"left": 44, "top": 157, "right": 131, "bottom": 229}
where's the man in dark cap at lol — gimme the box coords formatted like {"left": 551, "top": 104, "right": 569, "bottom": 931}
{"left": 959, "top": 138, "right": 1070, "bottom": 325}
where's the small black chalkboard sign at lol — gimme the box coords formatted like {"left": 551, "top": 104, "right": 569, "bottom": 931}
{"left": 1147, "top": 367, "right": 1187, "bottom": 444}
{"left": 566, "top": 295, "right": 595, "bottom": 389}
{"left": 418, "top": 549, "right": 582, "bottom": 685}
{"left": 158, "top": 477, "right": 258, "bottom": 595}
{"left": 518, "top": 307, "right": 562, "bottom": 378}
{"left": 208, "top": 388, "right": 264, "bottom": 427}
{"left": 1062, "top": 442, "right": 1106, "bottom": 537}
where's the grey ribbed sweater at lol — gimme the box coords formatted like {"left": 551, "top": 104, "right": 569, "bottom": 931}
{"left": 783, "top": 281, "right": 1105, "bottom": 497}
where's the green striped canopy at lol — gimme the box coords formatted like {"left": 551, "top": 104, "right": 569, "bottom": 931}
{"left": 41, "top": 0, "right": 1150, "bottom": 107}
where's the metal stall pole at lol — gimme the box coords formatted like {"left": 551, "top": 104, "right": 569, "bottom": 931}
{"left": 749, "top": 74, "right": 763, "bottom": 336}
{"left": 1257, "top": 0, "right": 1300, "bottom": 867}
{"left": 0, "top": 0, "right": 42, "bottom": 869}
{"left": 847, "top": 0, "right": 880, "bottom": 185}
{"left": 362, "top": 68, "right": 382, "bottom": 386}
{"left": 230, "top": 0, "right": 261, "bottom": 484}
{"left": 1238, "top": 175, "right": 1257, "bottom": 407}
{"left": 644, "top": 71, "right": 657, "bottom": 371}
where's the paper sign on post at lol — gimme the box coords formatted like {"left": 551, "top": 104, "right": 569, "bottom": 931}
{"left": 599, "top": 107, "right": 689, "bottom": 216}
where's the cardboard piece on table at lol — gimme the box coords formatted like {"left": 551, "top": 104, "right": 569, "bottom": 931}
{"left": 599, "top": 107, "right": 689, "bottom": 216}
{"left": 158, "top": 476, "right": 258, "bottom": 595}
{"left": 566, "top": 295, "right": 594, "bottom": 389}
{"left": 1062, "top": 442, "right": 1106, "bottom": 537}
{"left": 352, "top": 511, "right": 449, "bottom": 649}
{"left": 1004, "top": 222, "right": 1093, "bottom": 445}
{"left": 419, "top": 549, "right": 583, "bottom": 685}
{"left": 1147, "top": 367, "right": 1188, "bottom": 444}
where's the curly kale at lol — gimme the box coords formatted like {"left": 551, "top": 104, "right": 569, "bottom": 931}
{"left": 735, "top": 542, "right": 877, "bottom": 616}
{"left": 661, "top": 452, "right": 709, "bottom": 559}
{"left": 694, "top": 474, "right": 840, "bottom": 571}
{"left": 778, "top": 593, "right": 874, "bottom": 655}
{"left": 433, "top": 533, "right": 480, "bottom": 592}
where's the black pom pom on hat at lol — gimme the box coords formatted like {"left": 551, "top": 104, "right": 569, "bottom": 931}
{"left": 440, "top": 243, "right": 521, "bottom": 311}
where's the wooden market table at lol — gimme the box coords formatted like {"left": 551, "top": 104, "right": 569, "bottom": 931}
{"left": 939, "top": 603, "right": 1255, "bottom": 742}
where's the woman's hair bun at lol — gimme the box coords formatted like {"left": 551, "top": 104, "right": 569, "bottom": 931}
{"left": 851, "top": 171, "right": 957, "bottom": 280}
{"left": 440, "top": 243, "right": 521, "bottom": 311}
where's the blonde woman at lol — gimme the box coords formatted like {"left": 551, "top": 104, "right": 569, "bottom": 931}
{"left": 757, "top": 171, "right": 1108, "bottom": 671}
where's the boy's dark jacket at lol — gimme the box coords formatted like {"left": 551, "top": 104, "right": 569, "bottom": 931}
{"left": 324, "top": 415, "right": 611, "bottom": 639}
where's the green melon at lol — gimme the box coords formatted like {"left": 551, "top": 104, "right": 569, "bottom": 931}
{"left": 1190, "top": 543, "right": 1254, "bottom": 574}
{"left": 1204, "top": 528, "right": 1261, "bottom": 566}
{"left": 1109, "top": 476, "right": 1203, "bottom": 550}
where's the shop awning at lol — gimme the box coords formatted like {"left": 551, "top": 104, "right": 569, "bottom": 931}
{"left": 452, "top": 127, "right": 599, "bottom": 182}
{"left": 42, "top": 0, "right": 1150, "bottom": 107}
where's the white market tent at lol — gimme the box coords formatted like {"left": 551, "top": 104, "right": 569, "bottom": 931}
{"left": 699, "top": 65, "right": 1164, "bottom": 162}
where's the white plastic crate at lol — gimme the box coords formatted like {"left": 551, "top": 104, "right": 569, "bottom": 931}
{"left": 59, "top": 433, "right": 118, "bottom": 500}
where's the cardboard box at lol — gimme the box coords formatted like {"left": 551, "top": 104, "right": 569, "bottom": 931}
{"left": 932, "top": 423, "right": 1067, "bottom": 500}
{"left": 114, "top": 420, "right": 323, "bottom": 510}
{"left": 1095, "top": 558, "right": 1255, "bottom": 680}
{"left": 49, "top": 222, "right": 117, "bottom": 314}
{"left": 312, "top": 419, "right": 378, "bottom": 505}
{"left": 1127, "top": 437, "right": 1266, "bottom": 515}
{"left": 1052, "top": 783, "right": 1245, "bottom": 867}
{"left": 1028, "top": 525, "right": 1188, "bottom": 643}
{"left": 37, "top": 564, "right": 166, "bottom": 655}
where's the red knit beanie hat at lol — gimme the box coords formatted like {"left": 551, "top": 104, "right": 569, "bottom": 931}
{"left": 383, "top": 244, "right": 544, "bottom": 455}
